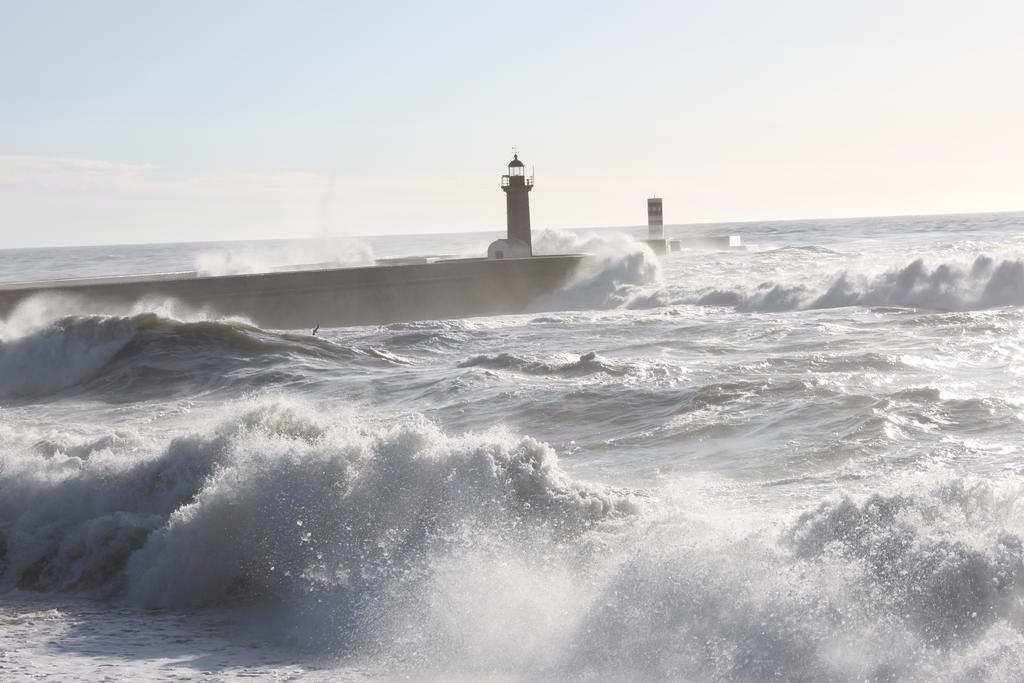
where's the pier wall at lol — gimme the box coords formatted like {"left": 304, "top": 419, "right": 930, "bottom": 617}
{"left": 0, "top": 256, "right": 584, "bottom": 329}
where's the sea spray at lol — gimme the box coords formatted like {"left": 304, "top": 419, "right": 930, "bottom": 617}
{"left": 562, "top": 476, "right": 1024, "bottom": 681}
{"left": 0, "top": 315, "right": 140, "bottom": 397}
{"left": 4, "top": 395, "right": 1024, "bottom": 677}
{"left": 4, "top": 214, "right": 1024, "bottom": 679}
{"left": 194, "top": 237, "right": 375, "bottom": 276}
{"left": 783, "top": 480, "right": 1024, "bottom": 644}
{"left": 0, "top": 313, "right": 407, "bottom": 400}
{"left": 0, "top": 398, "right": 642, "bottom": 606}
{"left": 689, "top": 254, "right": 1024, "bottom": 312}
{"left": 0, "top": 291, "right": 254, "bottom": 341}
{"left": 531, "top": 229, "right": 663, "bottom": 311}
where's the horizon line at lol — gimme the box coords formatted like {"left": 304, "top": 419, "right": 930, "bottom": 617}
{"left": 1, "top": 208, "right": 1021, "bottom": 252}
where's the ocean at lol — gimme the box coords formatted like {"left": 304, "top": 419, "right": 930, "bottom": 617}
{"left": 2, "top": 212, "right": 1024, "bottom": 681}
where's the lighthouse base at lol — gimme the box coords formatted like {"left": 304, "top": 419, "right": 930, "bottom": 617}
{"left": 640, "top": 239, "right": 669, "bottom": 255}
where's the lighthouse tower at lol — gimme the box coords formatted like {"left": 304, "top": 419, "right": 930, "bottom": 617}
{"left": 488, "top": 153, "right": 534, "bottom": 259}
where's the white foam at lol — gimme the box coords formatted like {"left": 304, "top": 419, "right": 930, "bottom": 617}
{"left": 0, "top": 398, "right": 642, "bottom": 607}
{"left": 194, "top": 237, "right": 375, "bottom": 276}
{"left": 691, "top": 254, "right": 1024, "bottom": 312}
{"left": 4, "top": 397, "right": 1024, "bottom": 678}
{"left": 0, "top": 315, "right": 139, "bottom": 397}
{"left": 532, "top": 229, "right": 663, "bottom": 311}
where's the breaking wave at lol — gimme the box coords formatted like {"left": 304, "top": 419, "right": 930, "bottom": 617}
{"left": 3, "top": 401, "right": 1024, "bottom": 679}
{"left": 691, "top": 255, "right": 1024, "bottom": 312}
{"left": 0, "top": 314, "right": 405, "bottom": 400}
{"left": 0, "top": 400, "right": 640, "bottom": 611}
{"left": 563, "top": 477, "right": 1024, "bottom": 681}
{"left": 0, "top": 315, "right": 139, "bottom": 397}
{"left": 458, "top": 351, "right": 625, "bottom": 377}
{"left": 532, "top": 230, "right": 664, "bottom": 311}
{"left": 783, "top": 480, "right": 1024, "bottom": 645}
{"left": 457, "top": 352, "right": 683, "bottom": 385}
{"left": 8, "top": 217, "right": 1024, "bottom": 679}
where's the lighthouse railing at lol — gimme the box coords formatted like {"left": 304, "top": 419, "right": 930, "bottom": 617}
{"left": 501, "top": 175, "right": 534, "bottom": 188}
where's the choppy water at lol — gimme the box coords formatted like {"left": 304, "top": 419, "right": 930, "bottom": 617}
{"left": 3, "top": 213, "right": 1024, "bottom": 681}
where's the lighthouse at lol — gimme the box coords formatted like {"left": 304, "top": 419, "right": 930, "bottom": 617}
{"left": 488, "top": 153, "right": 534, "bottom": 259}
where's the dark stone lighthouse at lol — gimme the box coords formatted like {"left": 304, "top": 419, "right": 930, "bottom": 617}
{"left": 488, "top": 153, "right": 534, "bottom": 259}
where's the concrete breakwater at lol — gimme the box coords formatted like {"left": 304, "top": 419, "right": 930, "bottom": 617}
{"left": 0, "top": 255, "right": 584, "bottom": 329}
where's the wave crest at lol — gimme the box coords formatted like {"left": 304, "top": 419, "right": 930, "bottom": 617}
{"left": 532, "top": 230, "right": 663, "bottom": 311}
{"left": 458, "top": 351, "right": 624, "bottom": 377}
{"left": 0, "top": 315, "right": 139, "bottom": 397}
{"left": 783, "top": 480, "right": 1024, "bottom": 644}
{"left": 0, "top": 400, "right": 642, "bottom": 611}
{"left": 692, "top": 255, "right": 1024, "bottom": 312}
{"left": 0, "top": 314, "right": 407, "bottom": 400}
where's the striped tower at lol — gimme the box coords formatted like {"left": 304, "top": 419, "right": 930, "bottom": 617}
{"left": 648, "top": 197, "right": 664, "bottom": 239}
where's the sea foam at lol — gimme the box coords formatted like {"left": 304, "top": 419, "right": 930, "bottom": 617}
{"left": 2, "top": 397, "right": 1024, "bottom": 678}
{"left": 532, "top": 229, "right": 664, "bottom": 311}
{"left": 0, "top": 399, "right": 641, "bottom": 610}
{"left": 0, "top": 313, "right": 405, "bottom": 400}
{"left": 690, "top": 255, "right": 1024, "bottom": 312}
{"left": 0, "top": 315, "right": 139, "bottom": 397}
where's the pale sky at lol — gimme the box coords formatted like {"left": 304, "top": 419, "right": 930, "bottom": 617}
{"left": 1, "top": 0, "right": 1022, "bottom": 248}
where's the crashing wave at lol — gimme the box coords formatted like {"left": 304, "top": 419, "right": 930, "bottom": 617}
{"left": 0, "top": 399, "right": 642, "bottom": 611}
{"left": 691, "top": 255, "right": 1024, "bottom": 312}
{"left": 0, "top": 315, "right": 139, "bottom": 397}
{"left": 567, "top": 477, "right": 1024, "bottom": 681}
{"left": 531, "top": 230, "right": 663, "bottom": 311}
{"left": 782, "top": 480, "right": 1024, "bottom": 644}
{"left": 2, "top": 402, "right": 1023, "bottom": 678}
{"left": 458, "top": 351, "right": 625, "bottom": 377}
{"left": 0, "top": 314, "right": 405, "bottom": 400}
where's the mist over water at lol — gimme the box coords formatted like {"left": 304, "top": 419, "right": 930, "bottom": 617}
{"left": 2, "top": 213, "right": 1024, "bottom": 680}
{"left": 193, "top": 236, "right": 376, "bottom": 276}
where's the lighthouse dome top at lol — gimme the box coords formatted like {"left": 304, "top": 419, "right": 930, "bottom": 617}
{"left": 508, "top": 154, "right": 525, "bottom": 168}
